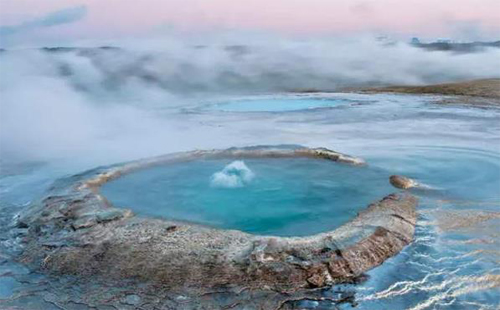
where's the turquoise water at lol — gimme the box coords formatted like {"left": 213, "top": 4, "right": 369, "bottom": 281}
{"left": 368, "top": 146, "right": 500, "bottom": 204}
{"left": 214, "top": 97, "right": 353, "bottom": 112}
{"left": 101, "top": 158, "right": 394, "bottom": 236}
{"left": 1, "top": 93, "right": 500, "bottom": 309}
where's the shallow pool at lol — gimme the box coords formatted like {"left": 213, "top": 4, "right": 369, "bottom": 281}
{"left": 2, "top": 93, "right": 500, "bottom": 309}
{"left": 101, "top": 158, "right": 394, "bottom": 236}
{"left": 214, "top": 97, "right": 354, "bottom": 112}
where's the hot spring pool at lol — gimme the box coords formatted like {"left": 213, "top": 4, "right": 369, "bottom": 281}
{"left": 213, "top": 97, "right": 354, "bottom": 112}
{"left": 101, "top": 158, "right": 394, "bottom": 236}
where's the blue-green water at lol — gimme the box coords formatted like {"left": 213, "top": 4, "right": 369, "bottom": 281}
{"left": 101, "top": 158, "right": 394, "bottom": 236}
{"left": 345, "top": 146, "right": 500, "bottom": 310}
{"left": 214, "top": 97, "right": 353, "bottom": 112}
{"left": 1, "top": 93, "right": 499, "bottom": 309}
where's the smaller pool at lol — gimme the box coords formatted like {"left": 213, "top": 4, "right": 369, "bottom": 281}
{"left": 214, "top": 97, "right": 353, "bottom": 112}
{"left": 101, "top": 158, "right": 394, "bottom": 236}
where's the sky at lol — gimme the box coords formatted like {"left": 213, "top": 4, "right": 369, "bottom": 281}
{"left": 0, "top": 0, "right": 499, "bottom": 47}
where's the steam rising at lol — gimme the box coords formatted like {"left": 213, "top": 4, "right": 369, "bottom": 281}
{"left": 1, "top": 36, "right": 500, "bottom": 164}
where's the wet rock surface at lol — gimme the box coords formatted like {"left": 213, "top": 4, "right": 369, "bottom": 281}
{"left": 11, "top": 146, "right": 418, "bottom": 308}
{"left": 389, "top": 175, "right": 418, "bottom": 189}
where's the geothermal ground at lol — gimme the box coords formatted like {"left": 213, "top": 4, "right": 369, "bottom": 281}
{"left": 0, "top": 78, "right": 499, "bottom": 309}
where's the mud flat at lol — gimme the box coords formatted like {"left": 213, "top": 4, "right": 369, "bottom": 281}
{"left": 360, "top": 78, "right": 500, "bottom": 106}
{"left": 15, "top": 146, "right": 417, "bottom": 307}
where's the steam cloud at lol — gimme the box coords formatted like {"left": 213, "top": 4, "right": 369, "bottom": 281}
{"left": 1, "top": 36, "right": 500, "bottom": 165}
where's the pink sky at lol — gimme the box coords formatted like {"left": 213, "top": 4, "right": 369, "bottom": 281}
{"left": 1, "top": 0, "right": 499, "bottom": 42}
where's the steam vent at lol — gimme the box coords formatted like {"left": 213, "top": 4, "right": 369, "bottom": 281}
{"left": 17, "top": 146, "right": 417, "bottom": 295}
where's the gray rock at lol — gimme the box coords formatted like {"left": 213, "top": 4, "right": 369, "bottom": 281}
{"left": 18, "top": 146, "right": 417, "bottom": 298}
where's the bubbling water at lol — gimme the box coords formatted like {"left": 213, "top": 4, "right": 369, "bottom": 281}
{"left": 210, "top": 160, "right": 255, "bottom": 188}
{"left": 1, "top": 93, "right": 499, "bottom": 309}
{"left": 101, "top": 157, "right": 395, "bottom": 236}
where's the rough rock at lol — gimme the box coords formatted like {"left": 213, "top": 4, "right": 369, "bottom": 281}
{"left": 390, "top": 175, "right": 418, "bottom": 189}
{"left": 16, "top": 146, "right": 417, "bottom": 296}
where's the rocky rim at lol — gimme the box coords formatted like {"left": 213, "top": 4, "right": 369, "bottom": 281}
{"left": 15, "top": 146, "right": 417, "bottom": 299}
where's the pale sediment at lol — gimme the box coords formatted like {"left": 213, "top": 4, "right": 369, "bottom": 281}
{"left": 16, "top": 145, "right": 417, "bottom": 296}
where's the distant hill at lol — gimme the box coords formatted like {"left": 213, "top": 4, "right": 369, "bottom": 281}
{"left": 1, "top": 40, "right": 499, "bottom": 55}
{"left": 362, "top": 79, "right": 500, "bottom": 106}
{"left": 412, "top": 41, "right": 500, "bottom": 53}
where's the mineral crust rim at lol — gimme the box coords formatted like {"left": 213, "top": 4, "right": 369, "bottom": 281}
{"left": 17, "top": 145, "right": 417, "bottom": 293}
